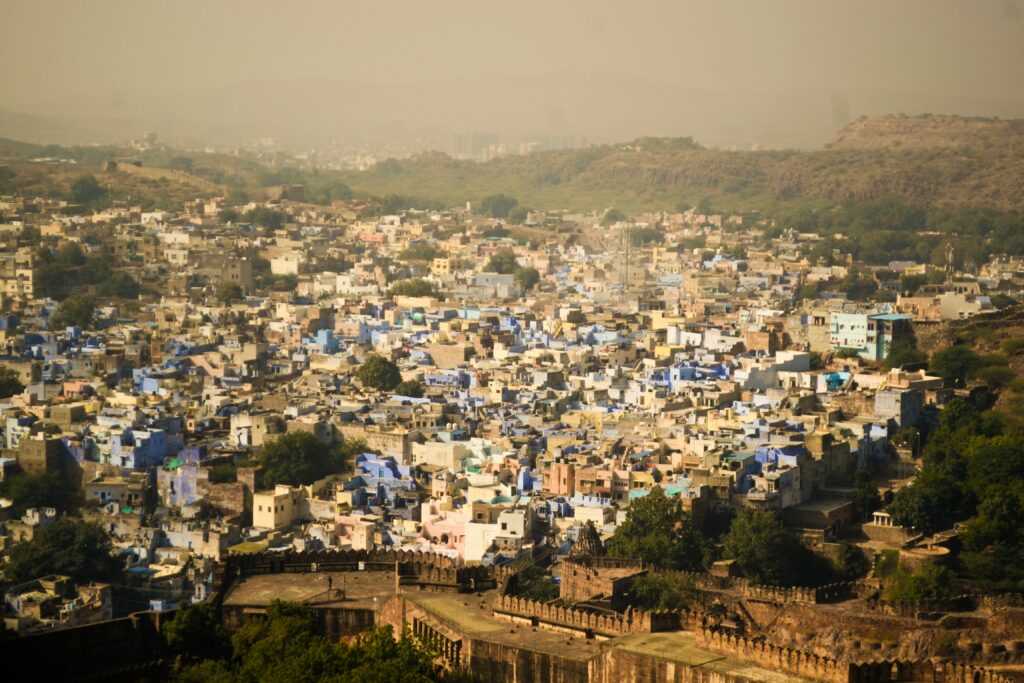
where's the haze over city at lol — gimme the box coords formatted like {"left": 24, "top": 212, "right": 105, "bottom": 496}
{"left": 1, "top": 2, "right": 1024, "bottom": 683}
{"left": 3, "top": 0, "right": 1024, "bottom": 151}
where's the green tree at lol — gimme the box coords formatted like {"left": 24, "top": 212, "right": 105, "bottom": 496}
{"left": 850, "top": 469, "right": 881, "bottom": 521}
{"left": 513, "top": 266, "right": 540, "bottom": 291}
{"left": 899, "top": 273, "right": 928, "bottom": 295}
{"left": 243, "top": 207, "right": 285, "bottom": 230}
{"left": 387, "top": 279, "right": 439, "bottom": 299}
{"left": 601, "top": 208, "right": 626, "bottom": 227}
{"left": 930, "top": 344, "right": 982, "bottom": 383}
{"left": 480, "top": 194, "right": 518, "bottom": 219}
{"left": 885, "top": 563, "right": 956, "bottom": 602}
{"left": 959, "top": 485, "right": 1024, "bottom": 591}
{"left": 71, "top": 175, "right": 106, "bottom": 205}
{"left": 180, "top": 601, "right": 446, "bottom": 683}
{"left": 258, "top": 432, "right": 357, "bottom": 487}
{"left": 49, "top": 294, "right": 96, "bottom": 329}
{"left": 798, "top": 283, "right": 820, "bottom": 302}
{"left": 394, "top": 380, "right": 425, "bottom": 398}
{"left": 696, "top": 198, "right": 713, "bottom": 215}
{"left": 6, "top": 519, "right": 122, "bottom": 583}
{"left": 887, "top": 470, "right": 965, "bottom": 533}
{"left": 484, "top": 249, "right": 519, "bottom": 275}
{"left": 357, "top": 354, "right": 402, "bottom": 391}
{"left": 507, "top": 206, "right": 531, "bottom": 224}
{"left": 883, "top": 337, "right": 927, "bottom": 369}
{"left": 0, "top": 365, "right": 25, "bottom": 397}
{"left": 217, "top": 282, "right": 244, "bottom": 305}
{"left": 722, "top": 509, "right": 831, "bottom": 586}
{"left": 605, "top": 487, "right": 705, "bottom": 570}
{"left": 96, "top": 272, "right": 141, "bottom": 299}
{"left": 510, "top": 554, "right": 558, "bottom": 601}
{"left": 0, "top": 472, "right": 76, "bottom": 518}
{"left": 833, "top": 543, "right": 871, "bottom": 580}
{"left": 628, "top": 573, "right": 696, "bottom": 610}
{"left": 398, "top": 244, "right": 443, "bottom": 262}
{"left": 167, "top": 156, "right": 195, "bottom": 172}
{"left": 163, "top": 602, "right": 231, "bottom": 661}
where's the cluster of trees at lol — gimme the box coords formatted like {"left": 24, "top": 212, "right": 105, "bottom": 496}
{"left": 883, "top": 337, "right": 929, "bottom": 370}
{"left": 35, "top": 242, "right": 139, "bottom": 302}
{"left": 0, "top": 471, "right": 77, "bottom": 518}
{"left": 483, "top": 249, "right": 541, "bottom": 291}
{"left": 930, "top": 344, "right": 1014, "bottom": 388}
{"left": 509, "top": 553, "right": 558, "bottom": 601}
{"left": 70, "top": 175, "right": 107, "bottom": 207}
{"left": 479, "top": 194, "right": 518, "bottom": 220}
{"left": 601, "top": 208, "right": 627, "bottom": 227}
{"left": 49, "top": 295, "right": 97, "bottom": 330}
{"left": 4, "top": 519, "right": 122, "bottom": 583}
{"left": 397, "top": 243, "right": 444, "bottom": 262}
{"left": 167, "top": 601, "right": 454, "bottom": 683}
{"left": 394, "top": 379, "right": 425, "bottom": 398}
{"left": 786, "top": 197, "right": 1024, "bottom": 266}
{"left": 628, "top": 226, "right": 663, "bottom": 247}
{"left": 604, "top": 488, "right": 867, "bottom": 596}
{"left": 356, "top": 354, "right": 403, "bottom": 392}
{"left": 888, "top": 398, "right": 1024, "bottom": 591}
{"left": 241, "top": 207, "right": 285, "bottom": 230}
{"left": 387, "top": 278, "right": 440, "bottom": 299}
{"left": 257, "top": 432, "right": 365, "bottom": 488}
{"left": 0, "top": 365, "right": 25, "bottom": 398}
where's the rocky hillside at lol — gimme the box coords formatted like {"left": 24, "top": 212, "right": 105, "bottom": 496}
{"left": 335, "top": 115, "right": 1024, "bottom": 213}
{"left": 829, "top": 114, "right": 1024, "bottom": 153}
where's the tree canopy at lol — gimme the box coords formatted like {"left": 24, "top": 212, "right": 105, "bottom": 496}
{"left": 49, "top": 294, "right": 97, "bottom": 330}
{"left": 0, "top": 365, "right": 25, "bottom": 398}
{"left": 484, "top": 249, "right": 519, "bottom": 275}
{"left": 887, "top": 397, "right": 1024, "bottom": 591}
{"left": 357, "top": 355, "right": 403, "bottom": 391}
{"left": 601, "top": 208, "right": 626, "bottom": 227}
{"left": 479, "top": 194, "right": 518, "bottom": 219}
{"left": 0, "top": 472, "right": 76, "bottom": 518}
{"left": 176, "top": 601, "right": 449, "bottom": 683}
{"left": 605, "top": 487, "right": 705, "bottom": 570}
{"left": 5, "top": 519, "right": 122, "bottom": 583}
{"left": 387, "top": 278, "right": 439, "bottom": 299}
{"left": 721, "top": 509, "right": 831, "bottom": 587}
{"left": 258, "top": 432, "right": 361, "bottom": 487}
{"left": 394, "top": 380, "right": 425, "bottom": 398}
{"left": 163, "top": 602, "right": 232, "bottom": 662}
{"left": 71, "top": 174, "right": 106, "bottom": 205}
{"left": 513, "top": 266, "right": 540, "bottom": 291}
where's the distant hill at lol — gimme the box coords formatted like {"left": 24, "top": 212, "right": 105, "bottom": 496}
{"left": 828, "top": 114, "right": 1024, "bottom": 153}
{"left": 333, "top": 115, "right": 1024, "bottom": 214}
{"left": 2, "top": 114, "right": 1023, "bottom": 216}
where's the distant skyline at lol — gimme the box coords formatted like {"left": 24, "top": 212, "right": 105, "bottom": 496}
{"left": 2, "top": 0, "right": 1024, "bottom": 150}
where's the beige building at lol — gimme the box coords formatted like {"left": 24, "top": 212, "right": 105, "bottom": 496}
{"left": 253, "top": 484, "right": 306, "bottom": 530}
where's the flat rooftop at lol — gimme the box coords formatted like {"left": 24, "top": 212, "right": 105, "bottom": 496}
{"left": 223, "top": 570, "right": 398, "bottom": 611}
{"left": 407, "top": 590, "right": 600, "bottom": 661}
{"left": 612, "top": 632, "right": 815, "bottom": 682}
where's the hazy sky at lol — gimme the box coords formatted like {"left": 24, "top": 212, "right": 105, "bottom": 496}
{"left": 2, "top": 0, "right": 1023, "bottom": 148}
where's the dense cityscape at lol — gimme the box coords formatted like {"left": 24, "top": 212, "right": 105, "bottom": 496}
{"left": 2, "top": 2, "right": 1024, "bottom": 682}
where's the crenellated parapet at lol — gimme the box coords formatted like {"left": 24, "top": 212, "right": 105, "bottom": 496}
{"left": 217, "top": 547, "right": 495, "bottom": 596}
{"left": 493, "top": 593, "right": 695, "bottom": 638}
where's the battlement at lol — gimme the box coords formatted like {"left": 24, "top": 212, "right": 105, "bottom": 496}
{"left": 697, "top": 627, "right": 848, "bottom": 682}
{"left": 216, "top": 548, "right": 495, "bottom": 599}
{"left": 493, "top": 594, "right": 689, "bottom": 638}
{"left": 696, "top": 627, "right": 1020, "bottom": 683}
